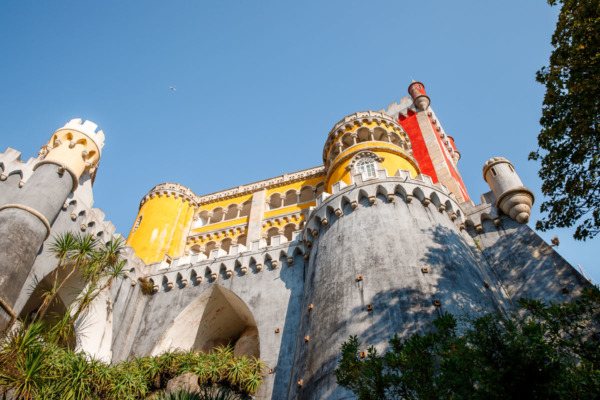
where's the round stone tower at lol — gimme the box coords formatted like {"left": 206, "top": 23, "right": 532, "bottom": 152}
{"left": 287, "top": 112, "right": 510, "bottom": 399}
{"left": 126, "top": 183, "right": 198, "bottom": 264}
{"left": 483, "top": 157, "right": 534, "bottom": 224}
{"left": 0, "top": 119, "right": 104, "bottom": 329}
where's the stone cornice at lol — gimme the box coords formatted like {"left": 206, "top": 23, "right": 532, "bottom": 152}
{"left": 194, "top": 166, "right": 326, "bottom": 205}
{"left": 323, "top": 111, "right": 406, "bottom": 163}
{"left": 140, "top": 167, "right": 327, "bottom": 209}
{"left": 140, "top": 182, "right": 199, "bottom": 209}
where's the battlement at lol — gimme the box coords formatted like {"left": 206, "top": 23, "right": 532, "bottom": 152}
{"left": 0, "top": 147, "right": 39, "bottom": 186}
{"left": 379, "top": 95, "right": 414, "bottom": 118}
{"left": 55, "top": 118, "right": 105, "bottom": 153}
{"left": 326, "top": 110, "right": 403, "bottom": 144}
{"left": 482, "top": 157, "right": 512, "bottom": 179}
{"left": 195, "top": 166, "right": 326, "bottom": 205}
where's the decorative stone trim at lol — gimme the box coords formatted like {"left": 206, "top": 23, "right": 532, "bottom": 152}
{"left": 33, "top": 160, "right": 79, "bottom": 191}
{"left": 196, "top": 166, "right": 326, "bottom": 205}
{"left": 325, "top": 110, "right": 404, "bottom": 146}
{"left": 327, "top": 145, "right": 420, "bottom": 184}
{"left": 140, "top": 167, "right": 327, "bottom": 208}
{"left": 0, "top": 204, "right": 52, "bottom": 239}
{"left": 344, "top": 151, "right": 384, "bottom": 171}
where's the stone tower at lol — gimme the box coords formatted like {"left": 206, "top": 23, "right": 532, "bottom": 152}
{"left": 286, "top": 109, "right": 511, "bottom": 399}
{"left": 126, "top": 183, "right": 198, "bottom": 265}
{"left": 0, "top": 119, "right": 104, "bottom": 329}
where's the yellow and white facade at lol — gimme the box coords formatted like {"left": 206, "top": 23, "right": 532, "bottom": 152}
{"left": 126, "top": 110, "right": 420, "bottom": 265}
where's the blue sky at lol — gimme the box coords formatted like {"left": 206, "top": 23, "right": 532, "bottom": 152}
{"left": 1, "top": 1, "right": 598, "bottom": 282}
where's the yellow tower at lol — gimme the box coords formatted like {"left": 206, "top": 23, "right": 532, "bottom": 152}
{"left": 126, "top": 183, "right": 198, "bottom": 264}
{"left": 323, "top": 111, "right": 420, "bottom": 190}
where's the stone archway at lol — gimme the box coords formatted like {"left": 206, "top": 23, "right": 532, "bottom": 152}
{"left": 151, "top": 286, "right": 259, "bottom": 358}
{"left": 17, "top": 270, "right": 114, "bottom": 361}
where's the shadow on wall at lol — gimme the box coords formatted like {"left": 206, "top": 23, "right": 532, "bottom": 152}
{"left": 296, "top": 220, "right": 510, "bottom": 400}
{"left": 479, "top": 218, "right": 591, "bottom": 304}
{"left": 270, "top": 251, "right": 306, "bottom": 400}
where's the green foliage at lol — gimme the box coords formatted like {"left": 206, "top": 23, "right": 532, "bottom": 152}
{"left": 157, "top": 386, "right": 242, "bottom": 400}
{"left": 0, "top": 328, "right": 263, "bottom": 399}
{"left": 139, "top": 276, "right": 155, "bottom": 295}
{"left": 529, "top": 0, "right": 600, "bottom": 240}
{"left": 335, "top": 287, "right": 600, "bottom": 399}
{"left": 0, "top": 232, "right": 265, "bottom": 398}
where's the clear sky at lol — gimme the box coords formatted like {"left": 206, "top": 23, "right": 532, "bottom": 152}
{"left": 1, "top": 1, "right": 598, "bottom": 282}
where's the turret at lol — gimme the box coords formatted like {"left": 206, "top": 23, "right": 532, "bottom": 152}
{"left": 322, "top": 110, "right": 420, "bottom": 192}
{"left": 37, "top": 119, "right": 104, "bottom": 188}
{"left": 408, "top": 80, "right": 430, "bottom": 111}
{"left": 126, "top": 183, "right": 198, "bottom": 264}
{"left": 483, "top": 157, "right": 534, "bottom": 224}
{"left": 397, "top": 81, "right": 470, "bottom": 202}
{"left": 0, "top": 119, "right": 104, "bottom": 329}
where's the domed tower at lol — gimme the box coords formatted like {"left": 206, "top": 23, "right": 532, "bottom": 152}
{"left": 322, "top": 110, "right": 420, "bottom": 190}
{"left": 287, "top": 112, "right": 510, "bottom": 399}
{"left": 126, "top": 183, "right": 198, "bottom": 264}
{"left": 0, "top": 119, "right": 104, "bottom": 329}
{"left": 483, "top": 157, "right": 534, "bottom": 224}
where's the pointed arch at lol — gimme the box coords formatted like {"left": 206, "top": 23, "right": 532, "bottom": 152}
{"left": 151, "top": 286, "right": 259, "bottom": 358}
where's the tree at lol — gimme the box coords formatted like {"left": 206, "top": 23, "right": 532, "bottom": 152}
{"left": 0, "top": 232, "right": 266, "bottom": 399}
{"left": 529, "top": 0, "right": 600, "bottom": 240}
{"left": 335, "top": 287, "right": 600, "bottom": 400}
{"left": 31, "top": 232, "right": 127, "bottom": 346}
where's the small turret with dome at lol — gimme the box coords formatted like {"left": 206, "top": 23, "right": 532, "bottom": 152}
{"left": 483, "top": 157, "right": 534, "bottom": 224}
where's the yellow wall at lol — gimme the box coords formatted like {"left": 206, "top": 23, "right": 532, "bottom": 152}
{"left": 126, "top": 194, "right": 195, "bottom": 264}
{"left": 325, "top": 142, "right": 419, "bottom": 191}
{"left": 186, "top": 175, "right": 324, "bottom": 251}
{"left": 262, "top": 213, "right": 305, "bottom": 234}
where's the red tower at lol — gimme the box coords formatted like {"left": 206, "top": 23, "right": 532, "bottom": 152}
{"left": 408, "top": 80, "right": 430, "bottom": 111}
{"left": 398, "top": 81, "right": 470, "bottom": 202}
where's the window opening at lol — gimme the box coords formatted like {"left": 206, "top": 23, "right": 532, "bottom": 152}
{"left": 356, "top": 159, "right": 376, "bottom": 178}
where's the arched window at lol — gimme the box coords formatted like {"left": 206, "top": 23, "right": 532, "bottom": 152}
{"left": 356, "top": 158, "right": 376, "bottom": 178}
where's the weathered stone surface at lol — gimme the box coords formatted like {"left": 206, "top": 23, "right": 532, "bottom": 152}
{"left": 166, "top": 372, "right": 200, "bottom": 394}
{"left": 234, "top": 327, "right": 260, "bottom": 358}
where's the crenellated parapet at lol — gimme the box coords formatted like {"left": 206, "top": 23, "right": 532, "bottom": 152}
{"left": 137, "top": 233, "right": 306, "bottom": 293}
{"left": 195, "top": 166, "right": 326, "bottom": 206}
{"left": 37, "top": 119, "right": 104, "bottom": 189}
{"left": 322, "top": 111, "right": 420, "bottom": 194}
{"left": 0, "top": 148, "right": 39, "bottom": 202}
{"left": 303, "top": 170, "right": 465, "bottom": 249}
{"left": 139, "top": 182, "right": 199, "bottom": 209}
{"left": 322, "top": 110, "right": 412, "bottom": 167}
